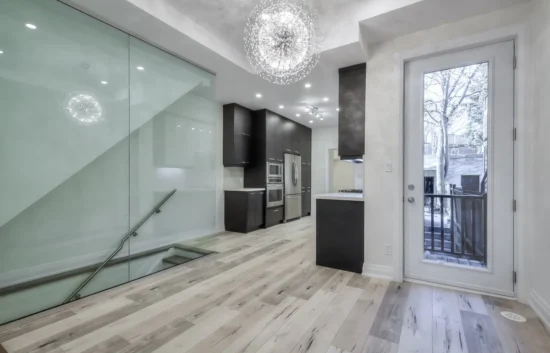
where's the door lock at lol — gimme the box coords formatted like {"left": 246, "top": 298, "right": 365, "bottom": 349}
{"left": 408, "top": 184, "right": 415, "bottom": 191}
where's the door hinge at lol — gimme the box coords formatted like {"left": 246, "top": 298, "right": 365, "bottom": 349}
{"left": 513, "top": 200, "right": 517, "bottom": 212}
{"left": 513, "top": 128, "right": 517, "bottom": 141}
{"left": 513, "top": 271, "right": 517, "bottom": 284}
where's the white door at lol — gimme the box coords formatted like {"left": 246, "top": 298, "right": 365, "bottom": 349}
{"left": 404, "top": 41, "right": 515, "bottom": 296}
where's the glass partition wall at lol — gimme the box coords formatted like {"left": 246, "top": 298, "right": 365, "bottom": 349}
{"left": 0, "top": 0, "right": 219, "bottom": 324}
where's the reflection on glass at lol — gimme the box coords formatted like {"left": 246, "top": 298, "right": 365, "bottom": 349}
{"left": 0, "top": 0, "right": 220, "bottom": 325}
{"left": 64, "top": 92, "right": 104, "bottom": 126}
{"left": 422, "top": 63, "right": 489, "bottom": 268}
{"left": 128, "top": 37, "right": 218, "bottom": 281}
{"left": 0, "top": 0, "right": 131, "bottom": 324}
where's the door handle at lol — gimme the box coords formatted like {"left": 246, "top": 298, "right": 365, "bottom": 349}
{"left": 408, "top": 197, "right": 415, "bottom": 203}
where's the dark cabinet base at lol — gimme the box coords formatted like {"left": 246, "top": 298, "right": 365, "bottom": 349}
{"left": 225, "top": 191, "right": 264, "bottom": 233}
{"left": 316, "top": 199, "right": 364, "bottom": 273}
{"left": 265, "top": 206, "right": 284, "bottom": 228}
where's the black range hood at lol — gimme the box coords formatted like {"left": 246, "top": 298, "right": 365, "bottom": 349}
{"left": 338, "top": 63, "right": 366, "bottom": 161}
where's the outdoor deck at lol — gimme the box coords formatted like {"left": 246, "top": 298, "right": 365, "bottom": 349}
{"left": 423, "top": 193, "right": 487, "bottom": 267}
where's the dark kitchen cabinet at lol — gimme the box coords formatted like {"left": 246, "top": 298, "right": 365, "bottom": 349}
{"left": 281, "top": 119, "right": 298, "bottom": 155}
{"left": 266, "top": 111, "right": 283, "bottom": 163}
{"left": 316, "top": 199, "right": 364, "bottom": 273}
{"left": 238, "top": 107, "right": 312, "bottom": 226}
{"left": 266, "top": 206, "right": 284, "bottom": 227}
{"left": 298, "top": 125, "right": 312, "bottom": 162}
{"left": 339, "top": 63, "right": 366, "bottom": 159}
{"left": 301, "top": 188, "right": 311, "bottom": 217}
{"left": 223, "top": 104, "right": 253, "bottom": 166}
{"left": 301, "top": 163, "right": 311, "bottom": 188}
{"left": 224, "top": 190, "right": 264, "bottom": 233}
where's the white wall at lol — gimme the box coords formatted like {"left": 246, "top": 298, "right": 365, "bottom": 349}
{"left": 528, "top": 0, "right": 550, "bottom": 329}
{"left": 362, "top": 3, "right": 532, "bottom": 278}
{"left": 311, "top": 127, "right": 339, "bottom": 215}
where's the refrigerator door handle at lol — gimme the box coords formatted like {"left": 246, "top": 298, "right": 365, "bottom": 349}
{"left": 293, "top": 160, "right": 298, "bottom": 186}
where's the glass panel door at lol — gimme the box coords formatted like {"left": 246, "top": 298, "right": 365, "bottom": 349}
{"left": 422, "top": 62, "right": 489, "bottom": 267}
{"left": 404, "top": 41, "right": 515, "bottom": 296}
{"left": 0, "top": 0, "right": 131, "bottom": 323}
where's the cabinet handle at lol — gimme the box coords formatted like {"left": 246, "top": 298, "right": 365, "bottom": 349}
{"left": 242, "top": 133, "right": 250, "bottom": 137}
{"left": 251, "top": 193, "right": 256, "bottom": 195}
{"left": 294, "top": 151, "right": 299, "bottom": 154}
{"left": 269, "top": 158, "right": 275, "bottom": 161}
{"left": 285, "top": 149, "right": 291, "bottom": 152}
{"left": 273, "top": 209, "right": 279, "bottom": 212}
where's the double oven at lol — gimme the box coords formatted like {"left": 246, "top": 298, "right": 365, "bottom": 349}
{"left": 266, "top": 162, "right": 284, "bottom": 208}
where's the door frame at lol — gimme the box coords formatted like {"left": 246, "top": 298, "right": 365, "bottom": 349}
{"left": 391, "top": 23, "right": 531, "bottom": 301}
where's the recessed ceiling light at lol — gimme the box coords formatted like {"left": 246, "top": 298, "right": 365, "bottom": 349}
{"left": 192, "top": 127, "right": 195, "bottom": 130}
{"left": 137, "top": 66, "right": 145, "bottom": 71}
{"left": 177, "top": 125, "right": 181, "bottom": 128}
{"left": 323, "top": 97, "right": 329, "bottom": 102}
{"left": 309, "top": 120, "right": 313, "bottom": 124}
{"left": 279, "top": 105, "right": 284, "bottom": 109}
{"left": 256, "top": 93, "right": 262, "bottom": 98}
{"left": 101, "top": 81, "right": 108, "bottom": 85}
{"left": 200, "top": 129, "right": 203, "bottom": 132}
{"left": 336, "top": 108, "right": 340, "bottom": 111}
{"left": 320, "top": 118, "right": 324, "bottom": 120}
{"left": 296, "top": 113, "right": 300, "bottom": 117}
{"left": 0, "top": 50, "right": 3, "bottom": 54}
{"left": 25, "top": 23, "right": 37, "bottom": 30}
{"left": 304, "top": 83, "right": 311, "bottom": 88}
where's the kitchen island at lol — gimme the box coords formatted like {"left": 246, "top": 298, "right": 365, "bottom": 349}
{"left": 316, "top": 193, "right": 364, "bottom": 273}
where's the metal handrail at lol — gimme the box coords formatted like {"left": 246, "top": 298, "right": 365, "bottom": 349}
{"left": 63, "top": 189, "right": 177, "bottom": 304}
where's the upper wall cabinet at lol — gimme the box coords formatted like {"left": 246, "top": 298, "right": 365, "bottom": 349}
{"left": 266, "top": 111, "right": 283, "bottom": 163}
{"left": 223, "top": 104, "right": 253, "bottom": 166}
{"left": 339, "top": 63, "right": 366, "bottom": 159}
{"left": 298, "top": 125, "right": 312, "bottom": 163}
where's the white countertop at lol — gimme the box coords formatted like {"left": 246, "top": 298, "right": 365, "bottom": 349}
{"left": 225, "top": 188, "right": 266, "bottom": 192}
{"left": 315, "top": 193, "right": 364, "bottom": 202}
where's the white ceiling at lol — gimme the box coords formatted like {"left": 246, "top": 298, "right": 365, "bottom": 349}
{"left": 64, "top": 0, "right": 529, "bottom": 128}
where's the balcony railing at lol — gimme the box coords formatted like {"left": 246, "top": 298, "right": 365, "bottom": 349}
{"left": 424, "top": 192, "right": 487, "bottom": 264}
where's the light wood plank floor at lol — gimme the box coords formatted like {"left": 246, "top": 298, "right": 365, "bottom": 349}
{"left": 1, "top": 217, "right": 549, "bottom": 353}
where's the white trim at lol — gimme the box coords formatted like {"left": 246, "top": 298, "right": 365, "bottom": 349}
{"left": 393, "top": 23, "right": 530, "bottom": 300}
{"left": 406, "top": 278, "right": 518, "bottom": 300}
{"left": 530, "top": 289, "right": 550, "bottom": 333}
{"left": 362, "top": 263, "right": 394, "bottom": 280}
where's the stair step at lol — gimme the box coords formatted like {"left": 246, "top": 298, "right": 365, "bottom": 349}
{"left": 162, "top": 255, "right": 193, "bottom": 266}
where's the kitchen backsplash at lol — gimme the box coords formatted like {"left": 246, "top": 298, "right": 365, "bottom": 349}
{"left": 224, "top": 167, "right": 244, "bottom": 189}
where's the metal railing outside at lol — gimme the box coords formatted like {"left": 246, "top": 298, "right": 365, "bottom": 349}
{"left": 423, "top": 192, "right": 487, "bottom": 263}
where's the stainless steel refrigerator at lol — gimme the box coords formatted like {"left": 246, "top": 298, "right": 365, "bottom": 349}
{"left": 284, "top": 153, "right": 302, "bottom": 221}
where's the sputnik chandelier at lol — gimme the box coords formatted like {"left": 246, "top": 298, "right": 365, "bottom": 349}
{"left": 305, "top": 106, "right": 322, "bottom": 119}
{"left": 244, "top": 0, "right": 321, "bottom": 85}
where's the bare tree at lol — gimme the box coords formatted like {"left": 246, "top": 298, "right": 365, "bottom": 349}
{"left": 424, "top": 63, "right": 488, "bottom": 195}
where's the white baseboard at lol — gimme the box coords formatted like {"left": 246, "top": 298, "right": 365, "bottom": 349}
{"left": 362, "top": 264, "right": 394, "bottom": 280}
{"left": 530, "top": 289, "right": 550, "bottom": 332}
